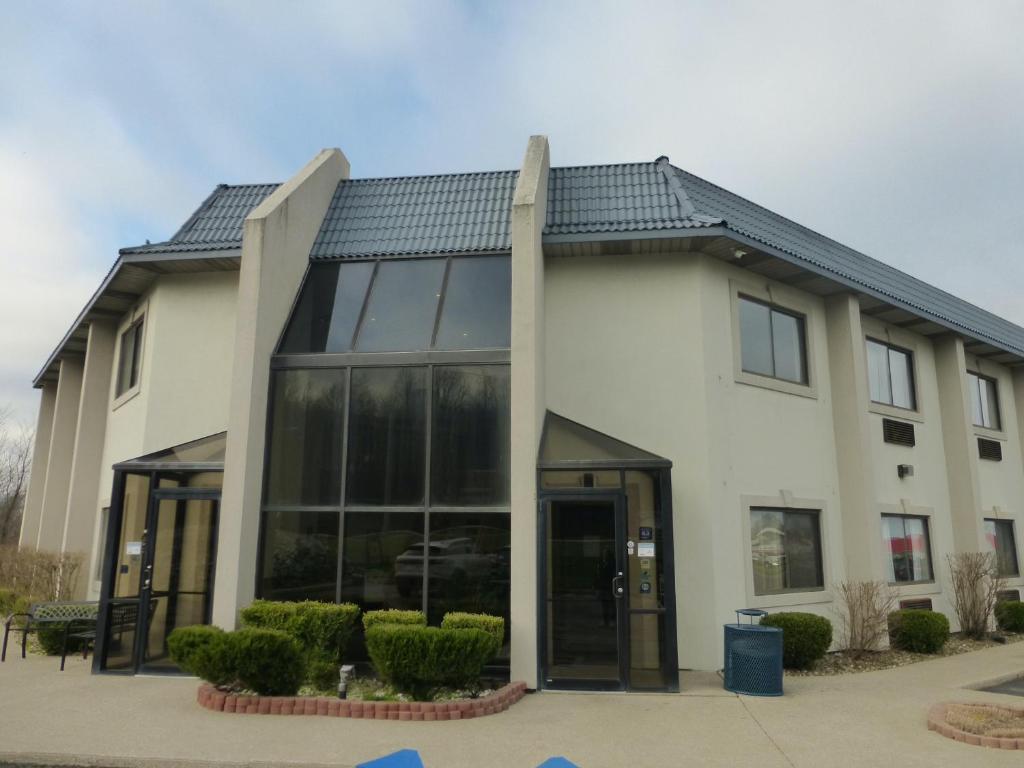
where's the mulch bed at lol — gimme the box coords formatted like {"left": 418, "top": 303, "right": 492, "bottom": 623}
{"left": 789, "top": 632, "right": 1024, "bottom": 676}
{"left": 928, "top": 701, "right": 1024, "bottom": 749}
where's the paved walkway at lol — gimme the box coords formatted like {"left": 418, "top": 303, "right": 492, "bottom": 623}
{"left": 0, "top": 643, "right": 1022, "bottom": 768}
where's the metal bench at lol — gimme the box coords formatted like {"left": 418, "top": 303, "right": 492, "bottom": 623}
{"left": 2, "top": 601, "right": 99, "bottom": 669}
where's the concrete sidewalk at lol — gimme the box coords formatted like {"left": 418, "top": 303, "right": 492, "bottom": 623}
{"left": 0, "top": 643, "right": 1022, "bottom": 768}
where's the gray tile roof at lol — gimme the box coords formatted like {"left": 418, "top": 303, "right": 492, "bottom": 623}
{"left": 667, "top": 164, "right": 1024, "bottom": 356}
{"left": 309, "top": 172, "right": 518, "bottom": 259}
{"left": 120, "top": 183, "right": 278, "bottom": 255}
{"left": 110, "top": 158, "right": 1024, "bottom": 359}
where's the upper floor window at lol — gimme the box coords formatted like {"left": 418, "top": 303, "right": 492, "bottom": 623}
{"left": 866, "top": 339, "right": 915, "bottom": 410}
{"left": 115, "top": 318, "right": 144, "bottom": 397}
{"left": 967, "top": 371, "right": 1000, "bottom": 430}
{"left": 279, "top": 255, "right": 511, "bottom": 355}
{"left": 738, "top": 296, "right": 808, "bottom": 385}
{"left": 984, "top": 518, "right": 1019, "bottom": 578}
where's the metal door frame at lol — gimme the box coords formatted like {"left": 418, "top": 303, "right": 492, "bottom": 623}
{"left": 133, "top": 488, "right": 220, "bottom": 674}
{"left": 537, "top": 491, "right": 629, "bottom": 691}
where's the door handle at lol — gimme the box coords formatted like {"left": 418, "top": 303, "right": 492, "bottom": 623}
{"left": 612, "top": 572, "right": 625, "bottom": 599}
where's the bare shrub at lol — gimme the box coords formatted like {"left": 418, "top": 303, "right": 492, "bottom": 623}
{"left": 833, "top": 580, "right": 897, "bottom": 657}
{"left": 947, "top": 552, "right": 1005, "bottom": 639}
{"left": 0, "top": 545, "right": 83, "bottom": 601}
{"left": 0, "top": 407, "right": 32, "bottom": 545}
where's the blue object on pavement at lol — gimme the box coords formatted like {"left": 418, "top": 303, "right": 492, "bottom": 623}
{"left": 537, "top": 759, "right": 581, "bottom": 768}
{"left": 356, "top": 749, "right": 425, "bottom": 768}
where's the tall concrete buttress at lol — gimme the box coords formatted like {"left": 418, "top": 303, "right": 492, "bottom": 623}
{"left": 19, "top": 382, "right": 57, "bottom": 548}
{"left": 509, "top": 135, "right": 549, "bottom": 686}
{"left": 212, "top": 148, "right": 349, "bottom": 628}
{"left": 35, "top": 357, "right": 84, "bottom": 551}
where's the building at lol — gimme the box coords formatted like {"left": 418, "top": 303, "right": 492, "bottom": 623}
{"left": 19, "top": 137, "right": 1024, "bottom": 692}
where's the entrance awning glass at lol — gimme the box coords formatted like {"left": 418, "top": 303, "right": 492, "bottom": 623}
{"left": 538, "top": 412, "right": 670, "bottom": 469}
{"left": 112, "top": 432, "right": 226, "bottom": 472}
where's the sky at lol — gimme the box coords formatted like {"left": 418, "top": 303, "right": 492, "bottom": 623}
{"left": 2, "top": 0, "right": 1024, "bottom": 426}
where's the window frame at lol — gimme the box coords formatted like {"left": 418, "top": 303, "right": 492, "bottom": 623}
{"left": 730, "top": 281, "right": 817, "bottom": 400}
{"left": 984, "top": 517, "right": 1020, "bottom": 578}
{"left": 880, "top": 513, "right": 934, "bottom": 585}
{"left": 865, "top": 337, "right": 917, "bottom": 412}
{"left": 113, "top": 307, "right": 146, "bottom": 408}
{"left": 967, "top": 370, "right": 1002, "bottom": 432}
{"left": 746, "top": 503, "right": 826, "bottom": 599}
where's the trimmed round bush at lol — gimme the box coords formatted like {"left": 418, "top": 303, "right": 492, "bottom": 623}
{"left": 760, "top": 612, "right": 832, "bottom": 670}
{"left": 167, "top": 625, "right": 227, "bottom": 678}
{"left": 994, "top": 600, "right": 1024, "bottom": 633}
{"left": 888, "top": 609, "right": 949, "bottom": 653}
{"left": 365, "top": 624, "right": 500, "bottom": 699}
{"left": 362, "top": 609, "right": 427, "bottom": 631}
{"left": 229, "top": 628, "right": 304, "bottom": 696}
{"left": 241, "top": 600, "right": 361, "bottom": 690}
{"left": 441, "top": 612, "right": 505, "bottom": 647}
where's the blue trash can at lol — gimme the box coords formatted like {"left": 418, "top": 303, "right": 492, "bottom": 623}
{"left": 723, "top": 609, "right": 783, "bottom": 696}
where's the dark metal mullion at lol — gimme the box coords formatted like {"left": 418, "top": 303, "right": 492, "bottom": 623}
{"left": 767, "top": 307, "right": 778, "bottom": 378}
{"left": 94, "top": 470, "right": 127, "bottom": 672}
{"left": 349, "top": 261, "right": 380, "bottom": 352}
{"left": 430, "top": 257, "right": 453, "bottom": 349}
{"left": 336, "top": 366, "right": 352, "bottom": 604}
{"left": 422, "top": 364, "right": 434, "bottom": 616}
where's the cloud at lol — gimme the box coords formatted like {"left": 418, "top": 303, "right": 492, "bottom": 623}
{"left": 2, "top": 0, "right": 1024, "bottom": 426}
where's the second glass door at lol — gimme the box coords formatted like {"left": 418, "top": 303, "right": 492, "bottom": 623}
{"left": 139, "top": 493, "right": 219, "bottom": 672}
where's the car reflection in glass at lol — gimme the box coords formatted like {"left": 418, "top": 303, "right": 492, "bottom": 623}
{"left": 395, "top": 538, "right": 502, "bottom": 596}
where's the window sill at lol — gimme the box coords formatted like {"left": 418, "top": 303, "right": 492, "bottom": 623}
{"left": 735, "top": 370, "right": 818, "bottom": 400}
{"left": 869, "top": 402, "right": 924, "bottom": 424}
{"left": 112, "top": 385, "right": 141, "bottom": 412}
{"left": 749, "top": 588, "right": 830, "bottom": 609}
{"left": 973, "top": 425, "right": 1006, "bottom": 441}
{"left": 891, "top": 581, "right": 940, "bottom": 597}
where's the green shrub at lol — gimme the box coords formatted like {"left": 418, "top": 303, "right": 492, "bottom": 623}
{"left": 229, "top": 628, "right": 304, "bottom": 696}
{"left": 362, "top": 609, "right": 427, "bottom": 631}
{"left": 760, "top": 612, "right": 833, "bottom": 670}
{"left": 365, "top": 624, "right": 499, "bottom": 700}
{"left": 241, "top": 600, "right": 360, "bottom": 690}
{"left": 887, "top": 609, "right": 949, "bottom": 653}
{"left": 994, "top": 601, "right": 1024, "bottom": 633}
{"left": 167, "top": 625, "right": 227, "bottom": 677}
{"left": 441, "top": 612, "right": 505, "bottom": 647}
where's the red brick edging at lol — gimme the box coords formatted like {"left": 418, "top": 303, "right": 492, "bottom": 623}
{"left": 927, "top": 702, "right": 1024, "bottom": 750}
{"left": 197, "top": 681, "right": 527, "bottom": 721}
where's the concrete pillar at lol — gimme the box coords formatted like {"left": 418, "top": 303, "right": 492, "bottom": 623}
{"left": 61, "top": 322, "right": 116, "bottom": 592}
{"left": 35, "top": 357, "right": 84, "bottom": 551}
{"left": 19, "top": 382, "right": 57, "bottom": 549}
{"left": 935, "top": 335, "right": 984, "bottom": 552}
{"left": 212, "top": 148, "right": 348, "bottom": 628}
{"left": 509, "top": 135, "right": 549, "bottom": 687}
{"left": 825, "top": 294, "right": 884, "bottom": 580}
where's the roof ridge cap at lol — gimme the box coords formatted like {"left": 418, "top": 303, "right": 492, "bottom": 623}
{"left": 344, "top": 169, "right": 518, "bottom": 183}
{"left": 656, "top": 157, "right": 697, "bottom": 218}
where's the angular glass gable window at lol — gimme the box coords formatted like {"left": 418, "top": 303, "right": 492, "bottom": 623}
{"left": 867, "top": 339, "right": 915, "bottom": 410}
{"left": 278, "top": 256, "right": 511, "bottom": 354}
{"left": 279, "top": 262, "right": 374, "bottom": 353}
{"left": 434, "top": 257, "right": 511, "bottom": 349}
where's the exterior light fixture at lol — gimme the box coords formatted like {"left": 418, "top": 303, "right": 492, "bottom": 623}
{"left": 897, "top": 464, "right": 914, "bottom": 479}
{"left": 338, "top": 664, "right": 355, "bottom": 699}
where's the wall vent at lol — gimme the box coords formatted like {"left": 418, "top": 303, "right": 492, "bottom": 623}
{"left": 899, "top": 598, "right": 933, "bottom": 611}
{"left": 997, "top": 589, "right": 1021, "bottom": 603}
{"left": 978, "top": 438, "right": 1003, "bottom": 462}
{"left": 883, "top": 419, "right": 915, "bottom": 447}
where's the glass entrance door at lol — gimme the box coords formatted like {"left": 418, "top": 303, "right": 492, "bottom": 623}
{"left": 138, "top": 493, "right": 219, "bottom": 672}
{"left": 543, "top": 496, "right": 626, "bottom": 689}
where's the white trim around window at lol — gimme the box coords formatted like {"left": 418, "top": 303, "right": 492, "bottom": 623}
{"left": 112, "top": 303, "right": 147, "bottom": 410}
{"left": 729, "top": 279, "right": 818, "bottom": 400}
{"left": 740, "top": 492, "right": 832, "bottom": 609}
